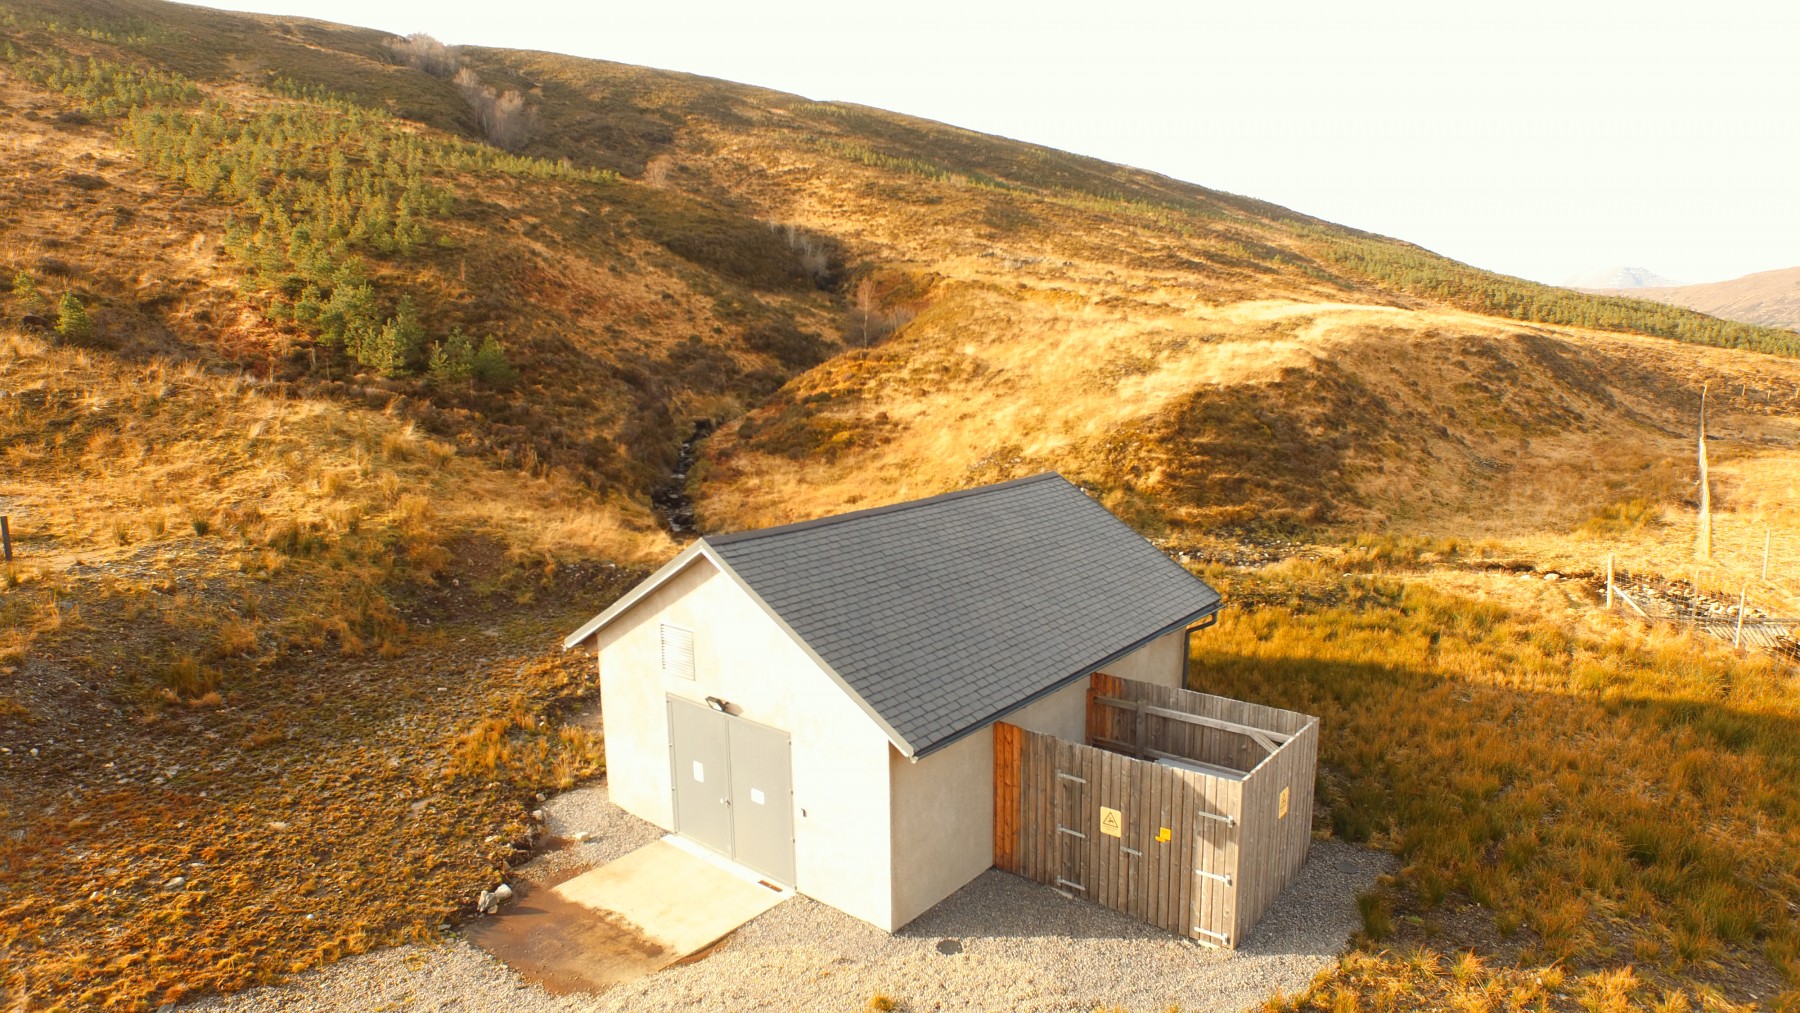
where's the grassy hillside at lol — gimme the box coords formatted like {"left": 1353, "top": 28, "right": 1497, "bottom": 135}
{"left": 0, "top": 326, "right": 653, "bottom": 1008}
{"left": 1595, "top": 267, "right": 1800, "bottom": 333}
{"left": 2, "top": 0, "right": 1799, "bottom": 1009}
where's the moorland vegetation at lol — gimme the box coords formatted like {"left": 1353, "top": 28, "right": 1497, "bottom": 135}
{"left": 1, "top": 0, "right": 1798, "bottom": 1008}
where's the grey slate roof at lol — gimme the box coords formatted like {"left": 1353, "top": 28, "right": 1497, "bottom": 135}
{"left": 705, "top": 473, "right": 1222, "bottom": 757}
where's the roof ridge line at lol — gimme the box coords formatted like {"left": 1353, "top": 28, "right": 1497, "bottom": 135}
{"left": 704, "top": 472, "right": 1066, "bottom": 547}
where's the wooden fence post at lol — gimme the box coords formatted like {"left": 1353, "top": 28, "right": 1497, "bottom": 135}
{"left": 1605, "top": 554, "right": 1614, "bottom": 610}
{"left": 1734, "top": 586, "right": 1747, "bottom": 649}
{"left": 1696, "top": 385, "right": 1712, "bottom": 562}
{"left": 1, "top": 515, "right": 10, "bottom": 563}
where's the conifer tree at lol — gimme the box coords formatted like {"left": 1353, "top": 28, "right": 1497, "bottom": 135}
{"left": 470, "top": 335, "right": 518, "bottom": 385}
{"left": 11, "top": 272, "right": 47, "bottom": 315}
{"left": 55, "top": 291, "right": 92, "bottom": 340}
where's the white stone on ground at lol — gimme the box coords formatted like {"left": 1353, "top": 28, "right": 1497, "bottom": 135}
{"left": 184, "top": 780, "right": 1393, "bottom": 1013}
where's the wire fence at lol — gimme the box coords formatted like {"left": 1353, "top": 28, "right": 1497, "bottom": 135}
{"left": 1604, "top": 564, "right": 1800, "bottom": 665}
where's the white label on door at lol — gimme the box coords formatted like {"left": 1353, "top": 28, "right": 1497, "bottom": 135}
{"left": 692, "top": 761, "right": 705, "bottom": 783}
{"left": 750, "top": 787, "right": 765, "bottom": 805}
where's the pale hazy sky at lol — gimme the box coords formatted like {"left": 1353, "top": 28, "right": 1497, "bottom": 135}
{"left": 188, "top": 0, "right": 1799, "bottom": 286}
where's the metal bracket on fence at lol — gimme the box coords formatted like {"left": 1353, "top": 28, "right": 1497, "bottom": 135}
{"left": 1193, "top": 927, "right": 1231, "bottom": 945}
{"left": 1055, "top": 824, "right": 1087, "bottom": 839}
{"left": 1055, "top": 877, "right": 1087, "bottom": 892}
{"left": 1122, "top": 846, "right": 1142, "bottom": 857}
{"left": 1195, "top": 869, "right": 1233, "bottom": 886}
{"left": 1194, "top": 810, "right": 1236, "bottom": 827}
{"left": 1054, "top": 770, "right": 1086, "bottom": 783}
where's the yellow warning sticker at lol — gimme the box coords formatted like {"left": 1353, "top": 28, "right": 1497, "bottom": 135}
{"left": 1278, "top": 787, "right": 1291, "bottom": 819}
{"left": 1099, "top": 806, "right": 1123, "bottom": 837}
{"left": 1156, "top": 827, "right": 1171, "bottom": 843}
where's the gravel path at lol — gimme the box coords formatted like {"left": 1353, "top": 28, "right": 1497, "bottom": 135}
{"left": 186, "top": 781, "right": 1393, "bottom": 1013}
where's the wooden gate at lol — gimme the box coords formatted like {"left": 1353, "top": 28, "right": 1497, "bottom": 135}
{"left": 994, "top": 674, "right": 1318, "bottom": 947}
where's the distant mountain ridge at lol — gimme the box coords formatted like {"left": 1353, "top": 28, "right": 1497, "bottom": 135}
{"left": 1566, "top": 266, "right": 1678, "bottom": 289}
{"left": 1594, "top": 267, "right": 1800, "bottom": 332}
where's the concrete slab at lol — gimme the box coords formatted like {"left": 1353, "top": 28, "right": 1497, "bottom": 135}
{"left": 554, "top": 838, "right": 790, "bottom": 956}
{"left": 463, "top": 838, "right": 788, "bottom": 995}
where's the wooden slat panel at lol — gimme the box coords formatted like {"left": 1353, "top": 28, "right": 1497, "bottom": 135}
{"left": 1078, "top": 742, "right": 1095, "bottom": 902}
{"left": 1111, "top": 747, "right": 1126, "bottom": 913}
{"left": 1150, "top": 759, "right": 1167, "bottom": 932}
{"left": 1097, "top": 747, "right": 1115, "bottom": 911}
{"left": 1122, "top": 750, "right": 1136, "bottom": 917}
{"left": 1124, "top": 751, "right": 1136, "bottom": 915}
{"left": 1173, "top": 770, "right": 1188, "bottom": 942}
{"left": 1050, "top": 737, "right": 1068, "bottom": 891}
{"left": 1087, "top": 671, "right": 1126, "bottom": 745}
{"left": 1211, "top": 771, "right": 1229, "bottom": 944}
{"left": 1080, "top": 737, "right": 1094, "bottom": 903}
{"left": 1033, "top": 732, "right": 1053, "bottom": 884}
{"left": 1222, "top": 773, "right": 1238, "bottom": 944}
{"left": 1048, "top": 732, "right": 1063, "bottom": 885}
{"left": 1020, "top": 730, "right": 1036, "bottom": 882}
{"left": 1195, "top": 772, "right": 1212, "bottom": 942}
{"left": 1195, "top": 771, "right": 1211, "bottom": 942}
{"left": 1231, "top": 777, "right": 1245, "bottom": 942}
{"left": 1094, "top": 748, "right": 1108, "bottom": 914}
{"left": 1237, "top": 767, "right": 1256, "bottom": 945}
{"left": 1036, "top": 734, "right": 1051, "bottom": 885}
{"left": 994, "top": 722, "right": 1021, "bottom": 873}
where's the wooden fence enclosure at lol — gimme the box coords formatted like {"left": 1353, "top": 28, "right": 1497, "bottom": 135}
{"left": 994, "top": 673, "right": 1319, "bottom": 948}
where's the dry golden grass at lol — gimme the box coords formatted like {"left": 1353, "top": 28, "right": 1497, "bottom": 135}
{"left": 0, "top": 328, "right": 670, "bottom": 582}
{"left": 1199, "top": 559, "right": 1800, "bottom": 1008}
{"left": 0, "top": 42, "right": 844, "bottom": 518}
{"left": 0, "top": 325, "right": 661, "bottom": 1007}
{"left": 0, "top": 646, "right": 616, "bottom": 1011}
{"left": 697, "top": 287, "right": 1800, "bottom": 546}
{"left": 2, "top": 3, "right": 1798, "bottom": 1009}
{"left": 449, "top": 691, "right": 605, "bottom": 791}
{"left": 1276, "top": 947, "right": 1760, "bottom": 1013}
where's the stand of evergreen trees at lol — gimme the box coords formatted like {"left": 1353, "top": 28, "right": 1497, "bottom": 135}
{"left": 1313, "top": 232, "right": 1800, "bottom": 358}
{"left": 1, "top": 48, "right": 581, "bottom": 381}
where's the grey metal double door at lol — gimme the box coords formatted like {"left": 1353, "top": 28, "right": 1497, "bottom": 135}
{"left": 667, "top": 696, "right": 796, "bottom": 885}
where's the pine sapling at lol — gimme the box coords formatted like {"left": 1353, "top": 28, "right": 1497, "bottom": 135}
{"left": 55, "top": 291, "right": 92, "bottom": 340}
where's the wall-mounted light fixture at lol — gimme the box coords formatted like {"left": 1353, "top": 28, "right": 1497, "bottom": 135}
{"left": 705, "top": 696, "right": 728, "bottom": 712}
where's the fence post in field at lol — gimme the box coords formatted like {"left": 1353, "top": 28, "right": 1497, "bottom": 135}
{"left": 1, "top": 515, "right": 10, "bottom": 563}
{"left": 1763, "top": 529, "right": 1772, "bottom": 581}
{"left": 1696, "top": 386, "right": 1712, "bottom": 562}
{"left": 1734, "top": 586, "right": 1747, "bottom": 650}
{"left": 1605, "top": 555, "right": 1614, "bottom": 610}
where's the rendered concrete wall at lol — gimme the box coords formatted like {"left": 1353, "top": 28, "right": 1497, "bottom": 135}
{"left": 593, "top": 555, "right": 897, "bottom": 930}
{"left": 886, "top": 626, "right": 1191, "bottom": 927}
{"left": 1103, "top": 624, "right": 1191, "bottom": 688}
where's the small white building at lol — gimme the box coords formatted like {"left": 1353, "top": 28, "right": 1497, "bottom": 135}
{"left": 563, "top": 473, "right": 1223, "bottom": 931}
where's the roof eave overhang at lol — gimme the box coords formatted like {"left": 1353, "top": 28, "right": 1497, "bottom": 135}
{"left": 560, "top": 540, "right": 920, "bottom": 758}
{"left": 560, "top": 540, "right": 709, "bottom": 651}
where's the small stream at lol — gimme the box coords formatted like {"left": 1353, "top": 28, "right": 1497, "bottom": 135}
{"left": 651, "top": 420, "right": 714, "bottom": 536}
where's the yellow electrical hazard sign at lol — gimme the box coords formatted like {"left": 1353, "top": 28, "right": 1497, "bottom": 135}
{"left": 1279, "top": 787, "right": 1291, "bottom": 819}
{"left": 1156, "top": 827, "right": 1171, "bottom": 843}
{"left": 1099, "top": 806, "right": 1123, "bottom": 837}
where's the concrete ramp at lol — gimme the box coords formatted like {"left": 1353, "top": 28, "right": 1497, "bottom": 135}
{"left": 465, "top": 838, "right": 788, "bottom": 995}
